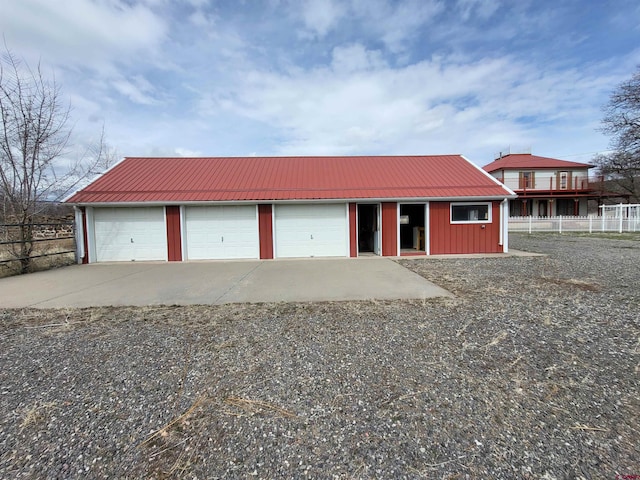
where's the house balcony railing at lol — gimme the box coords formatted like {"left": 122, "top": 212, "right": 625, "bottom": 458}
{"left": 496, "top": 175, "right": 595, "bottom": 193}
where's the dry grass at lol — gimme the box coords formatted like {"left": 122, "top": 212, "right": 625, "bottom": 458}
{"left": 543, "top": 277, "right": 602, "bottom": 291}
{"left": 0, "top": 234, "right": 638, "bottom": 479}
{"left": 0, "top": 238, "right": 75, "bottom": 278}
{"left": 19, "top": 401, "right": 57, "bottom": 430}
{"left": 139, "top": 395, "right": 207, "bottom": 449}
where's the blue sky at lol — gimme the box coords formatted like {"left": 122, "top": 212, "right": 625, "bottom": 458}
{"left": 2, "top": 0, "right": 640, "bottom": 166}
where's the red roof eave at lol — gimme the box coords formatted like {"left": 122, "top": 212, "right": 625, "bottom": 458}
{"left": 66, "top": 155, "right": 515, "bottom": 204}
{"left": 483, "top": 153, "right": 594, "bottom": 173}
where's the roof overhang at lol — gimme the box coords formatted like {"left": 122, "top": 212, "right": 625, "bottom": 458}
{"left": 461, "top": 155, "right": 517, "bottom": 197}
{"left": 65, "top": 155, "right": 518, "bottom": 204}
{"left": 61, "top": 156, "right": 128, "bottom": 203}
{"left": 70, "top": 195, "right": 516, "bottom": 208}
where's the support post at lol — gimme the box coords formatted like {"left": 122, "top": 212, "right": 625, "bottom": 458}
{"left": 73, "top": 206, "right": 85, "bottom": 264}
{"left": 619, "top": 210, "right": 624, "bottom": 233}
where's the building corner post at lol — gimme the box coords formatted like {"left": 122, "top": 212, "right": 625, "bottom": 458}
{"left": 501, "top": 199, "right": 509, "bottom": 253}
{"left": 73, "top": 206, "right": 85, "bottom": 264}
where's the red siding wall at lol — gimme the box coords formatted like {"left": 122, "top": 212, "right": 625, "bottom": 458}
{"left": 165, "top": 206, "right": 182, "bottom": 261}
{"left": 349, "top": 203, "right": 357, "bottom": 257}
{"left": 258, "top": 204, "right": 274, "bottom": 259}
{"left": 381, "top": 202, "right": 398, "bottom": 256}
{"left": 429, "top": 201, "right": 502, "bottom": 254}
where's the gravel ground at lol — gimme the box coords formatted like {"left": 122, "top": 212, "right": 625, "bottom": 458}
{"left": 0, "top": 233, "right": 638, "bottom": 479}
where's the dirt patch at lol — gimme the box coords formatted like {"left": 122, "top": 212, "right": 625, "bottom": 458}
{"left": 541, "top": 277, "right": 602, "bottom": 292}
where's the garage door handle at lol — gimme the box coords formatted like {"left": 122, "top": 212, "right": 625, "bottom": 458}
{"left": 130, "top": 238, "right": 134, "bottom": 243}
{"left": 221, "top": 236, "right": 224, "bottom": 243}
{"left": 310, "top": 234, "right": 313, "bottom": 240}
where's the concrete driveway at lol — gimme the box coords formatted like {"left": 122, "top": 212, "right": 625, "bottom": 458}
{"left": 0, "top": 258, "right": 451, "bottom": 308}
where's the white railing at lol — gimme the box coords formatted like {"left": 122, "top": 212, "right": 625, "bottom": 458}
{"left": 509, "top": 215, "right": 640, "bottom": 234}
{"left": 498, "top": 175, "right": 591, "bottom": 192}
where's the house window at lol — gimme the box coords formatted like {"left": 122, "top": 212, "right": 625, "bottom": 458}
{"left": 451, "top": 203, "right": 491, "bottom": 223}
{"left": 557, "top": 199, "right": 573, "bottom": 215}
{"left": 509, "top": 199, "right": 532, "bottom": 217}
{"left": 519, "top": 171, "right": 534, "bottom": 189}
{"left": 559, "top": 171, "right": 568, "bottom": 190}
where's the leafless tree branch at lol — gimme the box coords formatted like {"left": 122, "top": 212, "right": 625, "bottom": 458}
{"left": 595, "top": 66, "right": 640, "bottom": 202}
{"left": 0, "top": 44, "right": 115, "bottom": 272}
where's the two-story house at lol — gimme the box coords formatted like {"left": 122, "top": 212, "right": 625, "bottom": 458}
{"left": 483, "top": 153, "right": 598, "bottom": 217}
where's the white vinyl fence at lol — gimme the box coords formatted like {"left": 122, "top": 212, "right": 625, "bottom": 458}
{"left": 511, "top": 203, "right": 640, "bottom": 234}
{"left": 510, "top": 215, "right": 640, "bottom": 233}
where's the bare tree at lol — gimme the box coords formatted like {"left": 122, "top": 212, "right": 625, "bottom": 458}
{"left": 0, "top": 47, "right": 115, "bottom": 273}
{"left": 596, "top": 67, "right": 640, "bottom": 202}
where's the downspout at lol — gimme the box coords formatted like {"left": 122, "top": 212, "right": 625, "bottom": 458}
{"left": 73, "top": 206, "right": 85, "bottom": 264}
{"left": 500, "top": 199, "right": 509, "bottom": 253}
{"left": 499, "top": 200, "right": 503, "bottom": 246}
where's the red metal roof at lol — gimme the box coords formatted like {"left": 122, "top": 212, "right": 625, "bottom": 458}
{"left": 483, "top": 153, "right": 593, "bottom": 173}
{"left": 66, "top": 155, "right": 513, "bottom": 204}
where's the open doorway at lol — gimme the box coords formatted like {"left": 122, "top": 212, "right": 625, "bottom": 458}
{"left": 400, "top": 204, "right": 425, "bottom": 254}
{"left": 538, "top": 200, "right": 548, "bottom": 217}
{"left": 357, "top": 204, "right": 379, "bottom": 255}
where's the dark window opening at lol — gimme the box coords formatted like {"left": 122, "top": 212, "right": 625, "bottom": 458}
{"left": 399, "top": 204, "right": 425, "bottom": 251}
{"left": 510, "top": 199, "right": 532, "bottom": 216}
{"left": 357, "top": 204, "right": 378, "bottom": 254}
{"left": 557, "top": 199, "right": 573, "bottom": 216}
{"left": 451, "top": 204, "right": 490, "bottom": 222}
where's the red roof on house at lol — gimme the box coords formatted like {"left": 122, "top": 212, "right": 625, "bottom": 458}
{"left": 483, "top": 153, "right": 593, "bottom": 173}
{"left": 66, "top": 155, "right": 514, "bottom": 204}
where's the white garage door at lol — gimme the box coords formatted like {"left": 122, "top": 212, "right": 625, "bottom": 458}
{"left": 274, "top": 204, "right": 348, "bottom": 258}
{"left": 94, "top": 207, "right": 167, "bottom": 262}
{"left": 185, "top": 205, "right": 259, "bottom": 260}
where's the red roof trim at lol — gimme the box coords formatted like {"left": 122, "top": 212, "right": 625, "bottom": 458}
{"left": 483, "top": 153, "right": 593, "bottom": 173}
{"left": 66, "top": 155, "right": 514, "bottom": 204}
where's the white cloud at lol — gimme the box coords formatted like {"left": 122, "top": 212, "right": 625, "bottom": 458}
{"left": 111, "top": 75, "right": 159, "bottom": 105}
{"left": 189, "top": 9, "right": 214, "bottom": 27}
{"left": 347, "top": 0, "right": 444, "bottom": 52}
{"left": 298, "top": 0, "right": 346, "bottom": 37}
{"left": 0, "top": 0, "right": 167, "bottom": 69}
{"left": 291, "top": 0, "right": 443, "bottom": 51}
{"left": 456, "top": 0, "right": 501, "bottom": 21}
{"left": 175, "top": 147, "right": 203, "bottom": 157}
{"left": 375, "top": 0, "right": 444, "bottom": 52}
{"left": 331, "top": 44, "right": 386, "bottom": 72}
{"left": 3, "top": 0, "right": 636, "bottom": 165}
{"left": 200, "top": 46, "right": 624, "bottom": 162}
{"left": 183, "top": 0, "right": 210, "bottom": 7}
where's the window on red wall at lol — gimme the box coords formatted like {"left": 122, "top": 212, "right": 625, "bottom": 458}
{"left": 450, "top": 203, "right": 491, "bottom": 223}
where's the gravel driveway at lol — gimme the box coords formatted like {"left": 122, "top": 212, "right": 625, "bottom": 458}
{"left": 1, "top": 233, "right": 638, "bottom": 479}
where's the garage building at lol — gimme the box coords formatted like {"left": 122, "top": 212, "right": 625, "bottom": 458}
{"left": 65, "top": 155, "right": 516, "bottom": 263}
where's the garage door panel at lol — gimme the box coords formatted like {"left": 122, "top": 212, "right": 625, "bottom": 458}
{"left": 185, "top": 205, "right": 258, "bottom": 259}
{"left": 275, "top": 204, "right": 347, "bottom": 258}
{"left": 94, "top": 207, "right": 167, "bottom": 262}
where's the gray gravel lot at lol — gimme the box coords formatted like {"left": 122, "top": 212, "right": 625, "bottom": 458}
{"left": 0, "top": 233, "right": 638, "bottom": 479}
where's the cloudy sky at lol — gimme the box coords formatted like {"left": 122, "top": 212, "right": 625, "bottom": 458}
{"left": 2, "top": 0, "right": 640, "bottom": 167}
